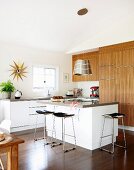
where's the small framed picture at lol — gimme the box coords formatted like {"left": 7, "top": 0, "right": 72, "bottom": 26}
{"left": 63, "top": 73, "right": 69, "bottom": 83}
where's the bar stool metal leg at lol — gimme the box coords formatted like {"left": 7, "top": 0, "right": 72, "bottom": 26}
{"left": 44, "top": 115, "right": 47, "bottom": 139}
{"left": 115, "top": 117, "right": 127, "bottom": 149}
{"left": 34, "top": 114, "right": 40, "bottom": 141}
{"left": 64, "top": 117, "right": 76, "bottom": 153}
{"left": 72, "top": 117, "right": 76, "bottom": 149}
{"left": 122, "top": 117, "right": 127, "bottom": 149}
{"left": 52, "top": 116, "right": 56, "bottom": 139}
{"left": 100, "top": 116, "right": 106, "bottom": 149}
{"left": 63, "top": 118, "right": 65, "bottom": 151}
{"left": 51, "top": 116, "right": 62, "bottom": 147}
{"left": 43, "top": 115, "right": 51, "bottom": 145}
{"left": 112, "top": 118, "right": 115, "bottom": 154}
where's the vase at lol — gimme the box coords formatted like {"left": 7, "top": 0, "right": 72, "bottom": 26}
{"left": 2, "top": 92, "right": 11, "bottom": 99}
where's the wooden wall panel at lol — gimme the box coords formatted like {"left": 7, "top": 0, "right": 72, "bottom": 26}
{"left": 72, "top": 41, "right": 134, "bottom": 126}
{"left": 99, "top": 52, "right": 116, "bottom": 66}
{"left": 99, "top": 66, "right": 115, "bottom": 80}
{"left": 99, "top": 79, "right": 116, "bottom": 103}
{"left": 99, "top": 41, "right": 134, "bottom": 126}
{"left": 72, "top": 51, "right": 99, "bottom": 82}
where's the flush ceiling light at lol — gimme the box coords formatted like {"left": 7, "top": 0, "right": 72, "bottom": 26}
{"left": 77, "top": 8, "right": 88, "bottom": 16}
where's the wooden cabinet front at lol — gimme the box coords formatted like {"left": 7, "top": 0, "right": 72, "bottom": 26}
{"left": 72, "top": 51, "right": 99, "bottom": 82}
{"left": 99, "top": 41, "right": 134, "bottom": 126}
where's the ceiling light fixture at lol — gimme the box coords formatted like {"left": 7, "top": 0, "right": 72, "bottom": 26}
{"left": 77, "top": 8, "right": 88, "bottom": 16}
{"left": 73, "top": 59, "right": 92, "bottom": 75}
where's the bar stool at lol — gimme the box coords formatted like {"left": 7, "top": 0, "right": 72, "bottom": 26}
{"left": 34, "top": 110, "right": 54, "bottom": 145}
{"left": 51, "top": 112, "right": 76, "bottom": 153}
{"left": 100, "top": 113, "right": 127, "bottom": 154}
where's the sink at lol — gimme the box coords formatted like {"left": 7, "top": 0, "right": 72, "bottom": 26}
{"left": 36, "top": 97, "right": 51, "bottom": 100}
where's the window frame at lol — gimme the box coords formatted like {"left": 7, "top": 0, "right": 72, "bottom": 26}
{"left": 32, "top": 65, "right": 59, "bottom": 91}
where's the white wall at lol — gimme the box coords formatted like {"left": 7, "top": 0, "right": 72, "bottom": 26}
{"left": 68, "top": 10, "right": 134, "bottom": 54}
{"left": 77, "top": 81, "right": 99, "bottom": 97}
{"left": 0, "top": 42, "right": 74, "bottom": 99}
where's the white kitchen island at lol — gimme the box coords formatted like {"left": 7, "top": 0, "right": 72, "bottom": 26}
{"left": 38, "top": 101, "right": 118, "bottom": 150}
{"left": 1, "top": 98, "right": 118, "bottom": 150}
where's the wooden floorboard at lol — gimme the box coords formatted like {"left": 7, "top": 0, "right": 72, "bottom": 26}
{"left": 1, "top": 130, "right": 134, "bottom": 170}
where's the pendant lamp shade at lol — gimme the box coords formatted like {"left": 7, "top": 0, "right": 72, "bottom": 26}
{"left": 73, "top": 59, "right": 92, "bottom": 75}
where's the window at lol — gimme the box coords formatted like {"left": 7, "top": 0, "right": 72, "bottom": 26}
{"left": 33, "top": 66, "right": 58, "bottom": 90}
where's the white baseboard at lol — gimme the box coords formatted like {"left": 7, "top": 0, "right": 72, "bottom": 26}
{"left": 119, "top": 125, "right": 134, "bottom": 131}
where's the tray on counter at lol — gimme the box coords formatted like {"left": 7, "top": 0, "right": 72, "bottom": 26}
{"left": 51, "top": 98, "right": 64, "bottom": 102}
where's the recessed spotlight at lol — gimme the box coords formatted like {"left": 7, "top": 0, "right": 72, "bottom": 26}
{"left": 77, "top": 8, "right": 88, "bottom": 16}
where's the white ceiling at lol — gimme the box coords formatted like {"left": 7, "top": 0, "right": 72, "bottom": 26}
{"left": 0, "top": 0, "right": 134, "bottom": 53}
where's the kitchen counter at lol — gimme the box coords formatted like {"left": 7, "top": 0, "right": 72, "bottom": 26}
{"left": 10, "top": 97, "right": 51, "bottom": 102}
{"left": 37, "top": 101, "right": 118, "bottom": 150}
{"left": 5, "top": 96, "right": 76, "bottom": 102}
{"left": 38, "top": 100, "right": 118, "bottom": 108}
{"left": 10, "top": 97, "right": 118, "bottom": 108}
{"left": 1, "top": 98, "right": 118, "bottom": 150}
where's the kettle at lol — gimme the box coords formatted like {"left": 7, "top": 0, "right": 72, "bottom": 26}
{"left": 15, "top": 90, "right": 22, "bottom": 99}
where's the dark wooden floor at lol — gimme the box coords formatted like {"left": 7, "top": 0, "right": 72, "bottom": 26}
{"left": 1, "top": 130, "right": 134, "bottom": 170}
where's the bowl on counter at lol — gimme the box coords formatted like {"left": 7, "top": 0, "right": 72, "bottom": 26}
{"left": 51, "top": 96, "right": 64, "bottom": 102}
{"left": 51, "top": 98, "right": 64, "bottom": 102}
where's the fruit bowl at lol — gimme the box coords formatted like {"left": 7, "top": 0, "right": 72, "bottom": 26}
{"left": 51, "top": 96, "right": 64, "bottom": 102}
{"left": 51, "top": 98, "right": 64, "bottom": 102}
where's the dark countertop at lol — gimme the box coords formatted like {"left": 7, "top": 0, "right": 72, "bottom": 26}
{"left": 10, "top": 97, "right": 51, "bottom": 102}
{"left": 82, "top": 101, "right": 118, "bottom": 108}
{"left": 7, "top": 96, "right": 99, "bottom": 102}
{"left": 38, "top": 100, "right": 118, "bottom": 108}
{"left": 4, "top": 95, "right": 76, "bottom": 102}
{"left": 0, "top": 97, "right": 118, "bottom": 108}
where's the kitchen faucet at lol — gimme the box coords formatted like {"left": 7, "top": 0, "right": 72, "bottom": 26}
{"left": 47, "top": 89, "right": 51, "bottom": 96}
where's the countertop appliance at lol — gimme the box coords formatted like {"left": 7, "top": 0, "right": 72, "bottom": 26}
{"left": 73, "top": 88, "right": 82, "bottom": 97}
{"left": 90, "top": 86, "right": 99, "bottom": 98}
{"left": 66, "top": 90, "right": 74, "bottom": 96}
{"left": 15, "top": 90, "right": 22, "bottom": 99}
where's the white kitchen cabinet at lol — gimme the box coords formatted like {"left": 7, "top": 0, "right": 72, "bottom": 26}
{"left": 28, "top": 101, "right": 47, "bottom": 126}
{"left": 0, "top": 100, "right": 4, "bottom": 122}
{"left": 1, "top": 100, "right": 48, "bottom": 132}
{"left": 1, "top": 100, "right": 29, "bottom": 132}
{"left": 10, "top": 101, "right": 29, "bottom": 128}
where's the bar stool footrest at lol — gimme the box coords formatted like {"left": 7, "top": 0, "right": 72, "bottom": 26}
{"left": 100, "top": 148, "right": 113, "bottom": 154}
{"left": 44, "top": 141, "right": 56, "bottom": 145}
{"left": 51, "top": 142, "right": 63, "bottom": 147}
{"left": 114, "top": 143, "right": 126, "bottom": 149}
{"left": 34, "top": 137, "right": 44, "bottom": 141}
{"left": 64, "top": 147, "right": 76, "bottom": 153}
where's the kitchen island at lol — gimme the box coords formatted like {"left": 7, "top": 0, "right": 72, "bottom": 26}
{"left": 38, "top": 100, "right": 118, "bottom": 150}
{"left": 1, "top": 99, "right": 118, "bottom": 150}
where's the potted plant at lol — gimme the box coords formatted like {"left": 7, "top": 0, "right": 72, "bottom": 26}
{"left": 0, "top": 80, "right": 15, "bottom": 99}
